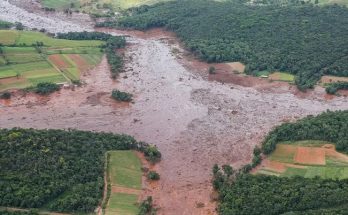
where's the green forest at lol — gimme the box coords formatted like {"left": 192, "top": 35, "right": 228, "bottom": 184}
{"left": 0, "top": 128, "right": 155, "bottom": 213}
{"left": 98, "top": 0, "right": 348, "bottom": 90}
{"left": 214, "top": 110, "right": 348, "bottom": 215}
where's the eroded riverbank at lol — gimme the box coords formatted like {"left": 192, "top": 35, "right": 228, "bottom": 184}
{"left": 1, "top": 2, "right": 348, "bottom": 214}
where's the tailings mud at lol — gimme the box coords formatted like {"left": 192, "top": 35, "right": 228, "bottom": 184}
{"left": 1, "top": 2, "right": 348, "bottom": 215}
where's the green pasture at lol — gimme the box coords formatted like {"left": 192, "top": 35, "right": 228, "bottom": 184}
{"left": 17, "top": 31, "right": 103, "bottom": 48}
{"left": 105, "top": 151, "right": 143, "bottom": 215}
{"left": 0, "top": 31, "right": 20, "bottom": 45}
{"left": 108, "top": 151, "right": 142, "bottom": 189}
{"left": 106, "top": 193, "right": 139, "bottom": 215}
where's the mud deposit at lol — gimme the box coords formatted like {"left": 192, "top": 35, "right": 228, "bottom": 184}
{"left": 1, "top": 2, "right": 348, "bottom": 215}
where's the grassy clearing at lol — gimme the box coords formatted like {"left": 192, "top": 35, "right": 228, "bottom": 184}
{"left": 269, "top": 72, "right": 295, "bottom": 82}
{"left": 0, "top": 30, "right": 103, "bottom": 91}
{"left": 106, "top": 151, "right": 142, "bottom": 215}
{"left": 17, "top": 31, "right": 102, "bottom": 48}
{"left": 42, "top": 0, "right": 80, "bottom": 9}
{"left": 109, "top": 151, "right": 142, "bottom": 189}
{"left": 42, "top": 0, "right": 166, "bottom": 13}
{"left": 106, "top": 193, "right": 139, "bottom": 215}
{"left": 257, "top": 140, "right": 348, "bottom": 180}
{"left": 0, "top": 31, "right": 20, "bottom": 45}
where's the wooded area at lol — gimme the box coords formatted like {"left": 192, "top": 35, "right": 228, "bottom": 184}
{"left": 99, "top": 0, "right": 348, "bottom": 90}
{"left": 0, "top": 128, "right": 150, "bottom": 213}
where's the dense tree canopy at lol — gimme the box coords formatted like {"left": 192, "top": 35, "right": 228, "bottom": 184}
{"left": 0, "top": 128, "right": 147, "bottom": 213}
{"left": 217, "top": 174, "right": 348, "bottom": 215}
{"left": 99, "top": 0, "right": 348, "bottom": 90}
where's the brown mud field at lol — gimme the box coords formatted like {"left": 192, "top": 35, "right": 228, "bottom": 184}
{"left": 1, "top": 3, "right": 348, "bottom": 215}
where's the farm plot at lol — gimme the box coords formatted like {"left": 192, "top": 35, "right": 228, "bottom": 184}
{"left": 48, "top": 53, "right": 102, "bottom": 80}
{"left": 256, "top": 141, "right": 348, "bottom": 180}
{"left": 320, "top": 75, "right": 348, "bottom": 85}
{"left": 0, "top": 30, "right": 19, "bottom": 45}
{"left": 106, "top": 151, "right": 142, "bottom": 215}
{"left": 0, "top": 61, "right": 66, "bottom": 90}
{"left": 0, "top": 30, "right": 103, "bottom": 91}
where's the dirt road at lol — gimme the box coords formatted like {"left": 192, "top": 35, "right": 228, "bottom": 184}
{"left": 1, "top": 2, "right": 348, "bottom": 214}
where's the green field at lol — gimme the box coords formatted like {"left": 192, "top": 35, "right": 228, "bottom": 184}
{"left": 0, "top": 30, "right": 103, "bottom": 91}
{"left": 257, "top": 141, "right": 348, "bottom": 180}
{"left": 109, "top": 151, "right": 142, "bottom": 189}
{"left": 106, "top": 151, "right": 142, "bottom": 215}
{"left": 107, "top": 193, "right": 139, "bottom": 215}
{"left": 42, "top": 0, "right": 167, "bottom": 13}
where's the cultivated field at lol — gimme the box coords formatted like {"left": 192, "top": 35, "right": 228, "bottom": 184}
{"left": 106, "top": 151, "right": 142, "bottom": 215}
{"left": 0, "top": 30, "right": 103, "bottom": 91}
{"left": 256, "top": 141, "right": 348, "bottom": 179}
{"left": 320, "top": 75, "right": 348, "bottom": 85}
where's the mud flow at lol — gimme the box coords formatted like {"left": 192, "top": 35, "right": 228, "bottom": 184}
{"left": 1, "top": 2, "right": 348, "bottom": 214}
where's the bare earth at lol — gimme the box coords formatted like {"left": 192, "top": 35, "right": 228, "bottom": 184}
{"left": 1, "top": 2, "right": 348, "bottom": 215}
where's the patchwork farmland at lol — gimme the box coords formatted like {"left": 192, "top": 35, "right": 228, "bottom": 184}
{"left": 0, "top": 30, "right": 103, "bottom": 91}
{"left": 256, "top": 140, "right": 348, "bottom": 179}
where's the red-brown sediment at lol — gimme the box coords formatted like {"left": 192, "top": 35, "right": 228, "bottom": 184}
{"left": 0, "top": 4, "right": 347, "bottom": 214}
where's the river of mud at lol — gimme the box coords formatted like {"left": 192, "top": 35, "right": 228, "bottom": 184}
{"left": 1, "top": 2, "right": 348, "bottom": 215}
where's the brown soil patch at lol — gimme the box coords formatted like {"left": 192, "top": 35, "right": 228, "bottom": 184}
{"left": 320, "top": 75, "right": 348, "bottom": 84}
{"left": 68, "top": 54, "right": 90, "bottom": 71}
{"left": 294, "top": 147, "right": 326, "bottom": 165}
{"left": 225, "top": 62, "right": 245, "bottom": 74}
{"left": 0, "top": 76, "right": 26, "bottom": 85}
{"left": 323, "top": 144, "right": 348, "bottom": 163}
{"left": 48, "top": 54, "right": 70, "bottom": 69}
{"left": 111, "top": 186, "right": 142, "bottom": 195}
{"left": 264, "top": 160, "right": 286, "bottom": 172}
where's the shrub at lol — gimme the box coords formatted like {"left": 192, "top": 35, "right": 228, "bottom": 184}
{"left": 143, "top": 145, "right": 161, "bottom": 163}
{"left": 35, "top": 82, "right": 60, "bottom": 95}
{"left": 147, "top": 171, "right": 160, "bottom": 180}
{"left": 208, "top": 66, "right": 216, "bottom": 74}
{"left": 111, "top": 89, "right": 133, "bottom": 102}
{"left": 138, "top": 196, "right": 156, "bottom": 215}
{"left": 0, "top": 91, "right": 11, "bottom": 99}
{"left": 15, "top": 22, "right": 24, "bottom": 30}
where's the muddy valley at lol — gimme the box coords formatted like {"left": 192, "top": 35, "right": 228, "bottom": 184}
{"left": 1, "top": 1, "right": 348, "bottom": 214}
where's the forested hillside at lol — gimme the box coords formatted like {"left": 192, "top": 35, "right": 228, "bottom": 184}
{"left": 214, "top": 110, "right": 348, "bottom": 215}
{"left": 0, "top": 128, "right": 153, "bottom": 213}
{"left": 99, "top": 0, "right": 348, "bottom": 90}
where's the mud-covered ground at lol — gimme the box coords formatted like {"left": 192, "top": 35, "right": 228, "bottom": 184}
{"left": 1, "top": 2, "right": 348, "bottom": 215}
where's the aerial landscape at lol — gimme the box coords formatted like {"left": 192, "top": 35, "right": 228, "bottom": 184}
{"left": 0, "top": 0, "right": 347, "bottom": 214}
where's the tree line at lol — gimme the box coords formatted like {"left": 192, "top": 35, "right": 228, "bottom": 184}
{"left": 98, "top": 0, "right": 348, "bottom": 90}
{"left": 0, "top": 128, "right": 160, "bottom": 213}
